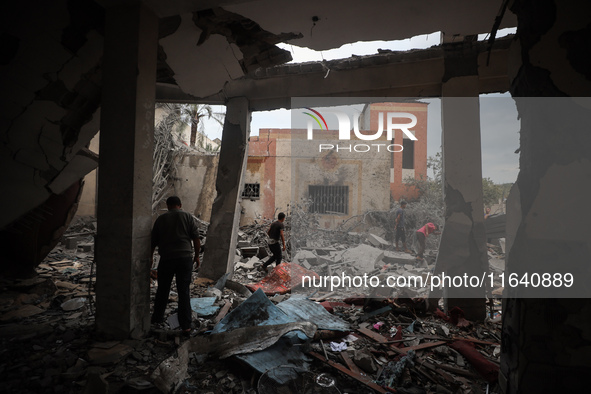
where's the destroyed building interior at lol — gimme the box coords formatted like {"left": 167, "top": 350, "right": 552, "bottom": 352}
{"left": 1, "top": 0, "right": 591, "bottom": 393}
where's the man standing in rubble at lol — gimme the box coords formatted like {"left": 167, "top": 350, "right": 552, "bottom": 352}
{"left": 261, "top": 212, "right": 286, "bottom": 272}
{"left": 394, "top": 200, "right": 411, "bottom": 253}
{"left": 150, "top": 196, "right": 200, "bottom": 336}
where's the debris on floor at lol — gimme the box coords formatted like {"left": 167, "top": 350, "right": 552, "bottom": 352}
{"left": 0, "top": 215, "right": 507, "bottom": 393}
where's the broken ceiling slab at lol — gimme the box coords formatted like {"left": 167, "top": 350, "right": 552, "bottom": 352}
{"left": 47, "top": 148, "right": 98, "bottom": 194}
{"left": 192, "top": 8, "right": 301, "bottom": 73}
{"left": 159, "top": 13, "right": 244, "bottom": 98}
{"left": 225, "top": 0, "right": 516, "bottom": 51}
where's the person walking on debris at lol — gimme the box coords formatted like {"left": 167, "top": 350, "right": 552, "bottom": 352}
{"left": 150, "top": 196, "right": 200, "bottom": 336}
{"left": 394, "top": 200, "right": 411, "bottom": 253}
{"left": 261, "top": 212, "right": 286, "bottom": 272}
{"left": 415, "top": 222, "right": 441, "bottom": 261}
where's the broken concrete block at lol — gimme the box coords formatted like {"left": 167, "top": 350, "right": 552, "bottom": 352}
{"left": 293, "top": 250, "right": 317, "bottom": 265}
{"left": 78, "top": 243, "right": 93, "bottom": 252}
{"left": 235, "top": 256, "right": 260, "bottom": 271}
{"left": 257, "top": 246, "right": 268, "bottom": 258}
{"left": 237, "top": 240, "right": 250, "bottom": 248}
{"left": 300, "top": 260, "right": 312, "bottom": 270}
{"left": 382, "top": 251, "right": 416, "bottom": 265}
{"left": 61, "top": 297, "right": 87, "bottom": 311}
{"left": 489, "top": 257, "right": 505, "bottom": 272}
{"left": 342, "top": 244, "right": 384, "bottom": 273}
{"left": 87, "top": 343, "right": 133, "bottom": 365}
{"left": 367, "top": 233, "right": 390, "bottom": 248}
{"left": 64, "top": 237, "right": 78, "bottom": 249}
{"left": 204, "top": 287, "right": 223, "bottom": 301}
{"left": 167, "top": 314, "right": 180, "bottom": 330}
{"left": 329, "top": 251, "right": 344, "bottom": 263}
{"left": 368, "top": 227, "right": 386, "bottom": 238}
{"left": 317, "top": 255, "right": 336, "bottom": 265}
{"left": 353, "top": 349, "right": 378, "bottom": 374}
{"left": 151, "top": 342, "right": 189, "bottom": 393}
{"left": 83, "top": 368, "right": 109, "bottom": 394}
{"left": 314, "top": 247, "right": 336, "bottom": 256}
{"left": 0, "top": 305, "right": 45, "bottom": 321}
{"left": 498, "top": 238, "right": 506, "bottom": 254}
{"left": 240, "top": 247, "right": 259, "bottom": 258}
{"left": 247, "top": 256, "right": 260, "bottom": 265}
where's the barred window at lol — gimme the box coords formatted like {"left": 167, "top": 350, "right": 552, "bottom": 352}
{"left": 309, "top": 185, "right": 349, "bottom": 215}
{"left": 402, "top": 139, "right": 415, "bottom": 169}
{"left": 242, "top": 183, "right": 260, "bottom": 199}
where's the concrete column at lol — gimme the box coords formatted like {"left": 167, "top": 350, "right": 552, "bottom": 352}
{"left": 500, "top": 1, "right": 591, "bottom": 392}
{"left": 434, "top": 76, "right": 487, "bottom": 320}
{"left": 200, "top": 97, "right": 251, "bottom": 280}
{"left": 95, "top": 3, "right": 157, "bottom": 339}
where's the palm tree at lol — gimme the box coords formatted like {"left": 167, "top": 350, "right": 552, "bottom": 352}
{"left": 176, "top": 104, "right": 224, "bottom": 148}
{"left": 152, "top": 103, "right": 225, "bottom": 213}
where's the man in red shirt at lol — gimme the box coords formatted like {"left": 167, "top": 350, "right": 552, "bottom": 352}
{"left": 415, "top": 222, "right": 441, "bottom": 261}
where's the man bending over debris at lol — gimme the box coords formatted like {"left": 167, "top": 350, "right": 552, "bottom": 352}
{"left": 261, "top": 212, "right": 286, "bottom": 272}
{"left": 394, "top": 200, "right": 411, "bottom": 253}
{"left": 150, "top": 196, "right": 200, "bottom": 336}
{"left": 415, "top": 222, "right": 441, "bottom": 261}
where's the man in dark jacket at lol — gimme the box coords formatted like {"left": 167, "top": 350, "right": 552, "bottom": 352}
{"left": 150, "top": 196, "right": 200, "bottom": 335}
{"left": 261, "top": 212, "right": 286, "bottom": 271}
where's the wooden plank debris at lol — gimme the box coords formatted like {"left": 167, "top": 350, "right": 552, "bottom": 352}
{"left": 308, "top": 351, "right": 390, "bottom": 393}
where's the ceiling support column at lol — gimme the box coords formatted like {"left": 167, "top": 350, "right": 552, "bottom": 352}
{"left": 433, "top": 76, "right": 487, "bottom": 321}
{"left": 200, "top": 97, "right": 251, "bottom": 281}
{"left": 95, "top": 3, "right": 157, "bottom": 339}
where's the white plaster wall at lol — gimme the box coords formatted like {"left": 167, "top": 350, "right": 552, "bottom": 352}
{"left": 291, "top": 137, "right": 390, "bottom": 229}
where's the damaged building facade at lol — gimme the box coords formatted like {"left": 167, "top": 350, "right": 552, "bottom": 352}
{"left": 1, "top": 0, "right": 590, "bottom": 392}
{"left": 241, "top": 102, "right": 428, "bottom": 227}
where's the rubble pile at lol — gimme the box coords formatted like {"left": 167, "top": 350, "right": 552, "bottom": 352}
{"left": 0, "top": 215, "right": 506, "bottom": 393}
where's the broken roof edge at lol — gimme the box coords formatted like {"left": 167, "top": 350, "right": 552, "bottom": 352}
{"left": 156, "top": 35, "right": 513, "bottom": 110}
{"left": 250, "top": 34, "right": 514, "bottom": 79}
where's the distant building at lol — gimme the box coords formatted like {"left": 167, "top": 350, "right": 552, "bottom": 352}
{"left": 240, "top": 102, "right": 428, "bottom": 227}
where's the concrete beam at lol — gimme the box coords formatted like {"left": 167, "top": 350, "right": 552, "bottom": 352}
{"left": 155, "top": 37, "right": 512, "bottom": 111}
{"left": 200, "top": 97, "right": 251, "bottom": 280}
{"left": 95, "top": 3, "right": 158, "bottom": 339}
